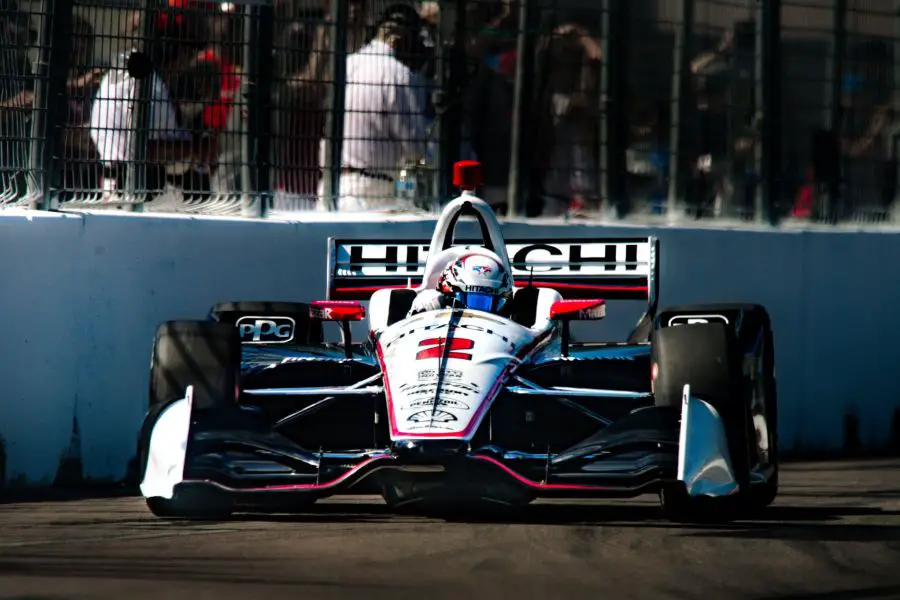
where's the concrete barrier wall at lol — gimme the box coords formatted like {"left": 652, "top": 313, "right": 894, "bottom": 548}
{"left": 1, "top": 210, "right": 898, "bottom": 485}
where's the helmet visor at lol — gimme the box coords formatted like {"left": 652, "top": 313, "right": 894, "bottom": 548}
{"left": 456, "top": 291, "right": 497, "bottom": 312}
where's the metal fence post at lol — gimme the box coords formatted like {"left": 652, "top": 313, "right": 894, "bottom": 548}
{"left": 755, "top": 0, "right": 781, "bottom": 225}
{"left": 27, "top": 0, "right": 74, "bottom": 210}
{"left": 667, "top": 0, "right": 694, "bottom": 220}
{"left": 506, "top": 0, "right": 537, "bottom": 217}
{"left": 430, "top": 7, "right": 444, "bottom": 207}
{"left": 243, "top": 2, "right": 274, "bottom": 218}
{"left": 892, "top": 0, "right": 900, "bottom": 210}
{"left": 321, "top": 0, "right": 349, "bottom": 212}
{"left": 439, "top": 0, "right": 469, "bottom": 203}
{"left": 429, "top": 0, "right": 469, "bottom": 204}
{"left": 822, "top": 0, "right": 846, "bottom": 222}
{"left": 239, "top": 7, "right": 253, "bottom": 218}
{"left": 599, "top": 0, "right": 628, "bottom": 218}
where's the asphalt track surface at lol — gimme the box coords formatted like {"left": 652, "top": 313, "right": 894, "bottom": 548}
{"left": 0, "top": 459, "right": 899, "bottom": 600}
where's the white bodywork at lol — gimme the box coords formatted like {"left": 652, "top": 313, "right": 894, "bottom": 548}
{"left": 139, "top": 386, "right": 193, "bottom": 500}
{"left": 375, "top": 307, "right": 556, "bottom": 440}
{"left": 677, "top": 384, "right": 740, "bottom": 497}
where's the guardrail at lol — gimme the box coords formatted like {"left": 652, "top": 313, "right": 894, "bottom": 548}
{"left": 0, "top": 209, "right": 898, "bottom": 486}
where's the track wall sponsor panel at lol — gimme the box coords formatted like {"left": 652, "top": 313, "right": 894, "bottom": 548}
{"left": 0, "top": 211, "right": 896, "bottom": 484}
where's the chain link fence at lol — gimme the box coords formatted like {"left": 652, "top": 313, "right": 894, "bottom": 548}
{"left": 2, "top": 0, "right": 900, "bottom": 226}
{"left": 780, "top": 0, "right": 900, "bottom": 225}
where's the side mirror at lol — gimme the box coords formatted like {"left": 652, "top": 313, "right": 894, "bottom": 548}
{"left": 309, "top": 300, "right": 366, "bottom": 321}
{"left": 549, "top": 299, "right": 607, "bottom": 321}
{"left": 310, "top": 300, "right": 366, "bottom": 359}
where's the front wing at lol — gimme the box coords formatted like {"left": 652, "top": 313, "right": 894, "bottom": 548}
{"left": 140, "top": 375, "right": 739, "bottom": 508}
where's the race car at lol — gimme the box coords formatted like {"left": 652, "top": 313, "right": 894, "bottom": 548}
{"left": 138, "top": 166, "right": 779, "bottom": 521}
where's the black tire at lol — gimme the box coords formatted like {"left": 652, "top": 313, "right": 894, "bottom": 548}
{"left": 652, "top": 322, "right": 748, "bottom": 521}
{"left": 743, "top": 470, "right": 778, "bottom": 513}
{"left": 653, "top": 323, "right": 749, "bottom": 466}
{"left": 209, "top": 301, "right": 323, "bottom": 345}
{"left": 652, "top": 305, "right": 779, "bottom": 520}
{"left": 140, "top": 321, "right": 241, "bottom": 520}
{"left": 380, "top": 484, "right": 423, "bottom": 514}
{"left": 149, "top": 321, "right": 241, "bottom": 411}
{"left": 742, "top": 317, "right": 779, "bottom": 512}
{"left": 146, "top": 487, "right": 233, "bottom": 521}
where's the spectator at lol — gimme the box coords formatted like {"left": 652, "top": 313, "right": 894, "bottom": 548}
{"left": 272, "top": 0, "right": 369, "bottom": 210}
{"left": 838, "top": 40, "right": 894, "bottom": 221}
{"left": 197, "top": 3, "right": 242, "bottom": 135}
{"left": 197, "top": 3, "right": 246, "bottom": 201}
{"left": 166, "top": 51, "right": 225, "bottom": 197}
{"left": 89, "top": 6, "right": 215, "bottom": 202}
{"left": 685, "top": 25, "right": 759, "bottom": 219}
{"left": 201, "top": 44, "right": 244, "bottom": 200}
{"left": 462, "top": 0, "right": 519, "bottom": 213}
{"left": 318, "top": 3, "right": 428, "bottom": 211}
{"left": 535, "top": 22, "right": 602, "bottom": 216}
{"left": 59, "top": 15, "right": 105, "bottom": 201}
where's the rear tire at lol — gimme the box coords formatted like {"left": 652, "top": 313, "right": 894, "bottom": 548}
{"left": 149, "top": 321, "right": 240, "bottom": 412}
{"left": 140, "top": 321, "right": 241, "bottom": 520}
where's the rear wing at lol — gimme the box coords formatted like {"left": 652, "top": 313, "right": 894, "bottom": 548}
{"left": 327, "top": 236, "right": 659, "bottom": 308}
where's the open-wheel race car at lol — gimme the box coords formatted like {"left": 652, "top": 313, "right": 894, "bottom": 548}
{"left": 138, "top": 168, "right": 779, "bottom": 522}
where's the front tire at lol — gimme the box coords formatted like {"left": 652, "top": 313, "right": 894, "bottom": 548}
{"left": 652, "top": 309, "right": 778, "bottom": 521}
{"left": 140, "top": 321, "right": 241, "bottom": 520}
{"left": 146, "top": 487, "right": 234, "bottom": 521}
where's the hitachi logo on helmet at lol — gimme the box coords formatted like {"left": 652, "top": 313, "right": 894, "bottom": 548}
{"left": 463, "top": 285, "right": 497, "bottom": 294}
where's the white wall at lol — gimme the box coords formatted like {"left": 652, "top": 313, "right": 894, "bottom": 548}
{"left": 1, "top": 209, "right": 898, "bottom": 485}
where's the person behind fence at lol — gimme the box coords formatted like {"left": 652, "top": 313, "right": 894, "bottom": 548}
{"left": 535, "top": 21, "right": 603, "bottom": 217}
{"left": 89, "top": 6, "right": 217, "bottom": 202}
{"left": 318, "top": 3, "right": 428, "bottom": 211}
{"left": 837, "top": 40, "right": 895, "bottom": 221}
{"left": 685, "top": 24, "right": 759, "bottom": 219}
{"left": 165, "top": 52, "right": 225, "bottom": 199}
{"left": 59, "top": 15, "right": 105, "bottom": 202}
{"left": 272, "top": 0, "right": 369, "bottom": 210}
{"left": 193, "top": 0, "right": 245, "bottom": 201}
{"left": 462, "top": 0, "right": 519, "bottom": 215}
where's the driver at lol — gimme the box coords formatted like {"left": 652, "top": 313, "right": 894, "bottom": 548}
{"left": 409, "top": 251, "right": 513, "bottom": 316}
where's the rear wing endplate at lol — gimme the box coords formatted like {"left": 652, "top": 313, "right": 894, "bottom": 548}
{"left": 327, "top": 236, "right": 659, "bottom": 309}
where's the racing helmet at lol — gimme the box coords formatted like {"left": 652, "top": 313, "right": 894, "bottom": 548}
{"left": 438, "top": 251, "right": 512, "bottom": 314}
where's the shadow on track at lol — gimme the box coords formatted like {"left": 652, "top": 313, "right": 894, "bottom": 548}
{"left": 0, "top": 487, "right": 134, "bottom": 506}
{"left": 682, "top": 521, "right": 900, "bottom": 544}
{"left": 2, "top": 597, "right": 69, "bottom": 600}
{"left": 756, "top": 585, "right": 900, "bottom": 600}
{"left": 210, "top": 499, "right": 900, "bottom": 534}
{"left": 0, "top": 553, "right": 419, "bottom": 589}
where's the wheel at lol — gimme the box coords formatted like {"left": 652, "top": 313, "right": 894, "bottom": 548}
{"left": 381, "top": 484, "right": 426, "bottom": 515}
{"left": 741, "top": 316, "right": 779, "bottom": 512}
{"left": 149, "top": 320, "right": 241, "bottom": 412}
{"left": 652, "top": 312, "right": 778, "bottom": 521}
{"left": 139, "top": 321, "right": 241, "bottom": 520}
{"left": 146, "top": 487, "right": 234, "bottom": 521}
{"left": 741, "top": 470, "right": 778, "bottom": 513}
